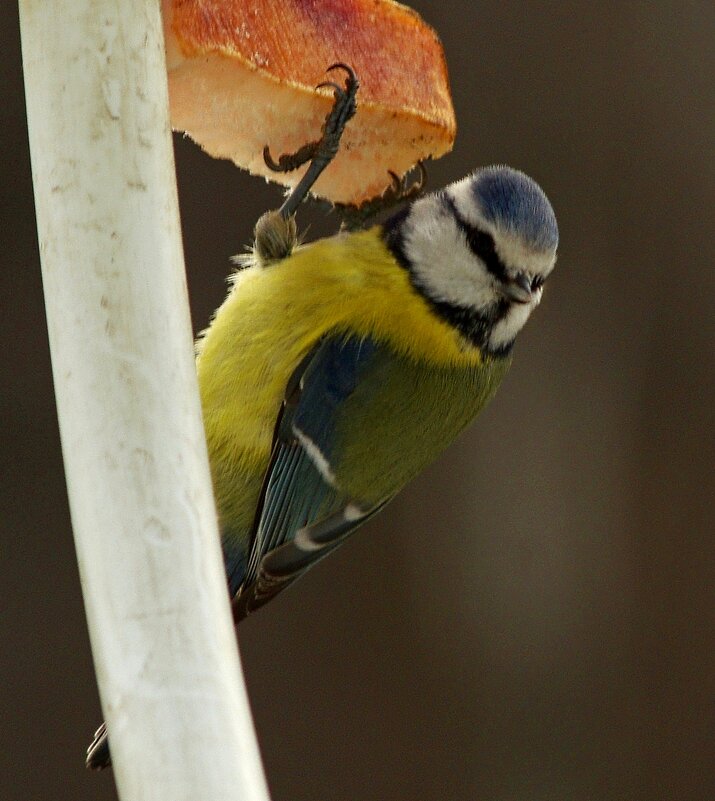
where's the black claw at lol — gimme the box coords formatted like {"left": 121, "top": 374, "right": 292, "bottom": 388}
{"left": 387, "top": 171, "right": 402, "bottom": 194}
{"left": 326, "top": 62, "right": 357, "bottom": 80}
{"left": 262, "top": 63, "right": 358, "bottom": 181}
{"left": 262, "top": 63, "right": 359, "bottom": 219}
{"left": 400, "top": 162, "right": 427, "bottom": 197}
{"left": 316, "top": 80, "right": 345, "bottom": 95}
{"left": 263, "top": 141, "right": 319, "bottom": 174}
{"left": 262, "top": 144, "right": 282, "bottom": 172}
{"left": 330, "top": 162, "right": 429, "bottom": 231}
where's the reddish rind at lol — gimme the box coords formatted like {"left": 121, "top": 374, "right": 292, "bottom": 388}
{"left": 163, "top": 0, "right": 456, "bottom": 204}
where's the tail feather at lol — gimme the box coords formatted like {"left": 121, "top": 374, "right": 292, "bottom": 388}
{"left": 86, "top": 722, "right": 111, "bottom": 770}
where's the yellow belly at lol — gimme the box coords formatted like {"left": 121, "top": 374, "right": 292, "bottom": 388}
{"left": 195, "top": 228, "right": 484, "bottom": 539}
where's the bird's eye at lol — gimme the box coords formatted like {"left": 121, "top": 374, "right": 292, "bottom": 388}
{"left": 531, "top": 275, "right": 544, "bottom": 291}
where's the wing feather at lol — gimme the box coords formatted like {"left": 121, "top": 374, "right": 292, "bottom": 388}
{"left": 233, "top": 335, "right": 385, "bottom": 620}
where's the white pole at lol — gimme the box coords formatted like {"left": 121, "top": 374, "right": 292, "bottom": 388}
{"left": 19, "top": 2, "right": 270, "bottom": 799}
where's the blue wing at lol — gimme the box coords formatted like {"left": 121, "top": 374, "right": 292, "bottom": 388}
{"left": 232, "top": 335, "right": 390, "bottom": 620}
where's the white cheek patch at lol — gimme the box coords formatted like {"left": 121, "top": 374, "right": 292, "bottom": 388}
{"left": 391, "top": 178, "right": 555, "bottom": 353}
{"left": 402, "top": 195, "right": 500, "bottom": 311}
{"left": 488, "top": 292, "right": 540, "bottom": 351}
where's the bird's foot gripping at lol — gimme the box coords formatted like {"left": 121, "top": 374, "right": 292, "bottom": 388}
{"left": 263, "top": 63, "right": 359, "bottom": 220}
{"left": 334, "top": 162, "right": 428, "bottom": 230}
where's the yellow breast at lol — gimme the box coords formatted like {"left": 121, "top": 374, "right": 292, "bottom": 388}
{"left": 195, "top": 227, "right": 482, "bottom": 523}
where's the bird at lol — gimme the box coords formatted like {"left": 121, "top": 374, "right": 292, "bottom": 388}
{"left": 211, "top": 161, "right": 559, "bottom": 621}
{"left": 85, "top": 65, "right": 558, "bottom": 770}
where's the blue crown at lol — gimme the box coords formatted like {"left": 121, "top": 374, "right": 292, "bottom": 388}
{"left": 472, "top": 166, "right": 559, "bottom": 252}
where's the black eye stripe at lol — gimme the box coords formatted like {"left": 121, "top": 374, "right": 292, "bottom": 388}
{"left": 442, "top": 195, "right": 509, "bottom": 282}
{"left": 380, "top": 196, "right": 524, "bottom": 358}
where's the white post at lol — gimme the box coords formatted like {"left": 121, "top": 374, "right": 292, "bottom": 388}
{"left": 19, "top": 2, "right": 270, "bottom": 799}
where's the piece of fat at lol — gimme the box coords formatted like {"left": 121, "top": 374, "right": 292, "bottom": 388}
{"left": 163, "top": 0, "right": 456, "bottom": 205}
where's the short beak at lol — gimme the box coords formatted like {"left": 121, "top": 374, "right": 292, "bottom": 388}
{"left": 502, "top": 274, "right": 533, "bottom": 304}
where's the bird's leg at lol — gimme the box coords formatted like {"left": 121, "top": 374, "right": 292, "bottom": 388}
{"left": 263, "top": 63, "right": 359, "bottom": 220}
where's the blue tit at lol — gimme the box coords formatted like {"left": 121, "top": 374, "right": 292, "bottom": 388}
{"left": 200, "top": 163, "right": 559, "bottom": 619}
{"left": 86, "top": 169, "right": 558, "bottom": 768}
{"left": 85, "top": 66, "right": 558, "bottom": 770}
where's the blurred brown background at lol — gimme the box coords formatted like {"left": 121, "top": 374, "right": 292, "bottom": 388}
{"left": 2, "top": 3, "right": 714, "bottom": 800}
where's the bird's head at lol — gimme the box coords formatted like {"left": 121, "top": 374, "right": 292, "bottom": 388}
{"left": 383, "top": 165, "right": 558, "bottom": 356}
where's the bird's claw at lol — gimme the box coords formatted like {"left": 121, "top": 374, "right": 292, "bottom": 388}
{"left": 333, "top": 162, "right": 429, "bottom": 231}
{"left": 263, "top": 64, "right": 358, "bottom": 177}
